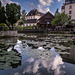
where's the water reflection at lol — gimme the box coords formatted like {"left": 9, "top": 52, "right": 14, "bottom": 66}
{"left": 60, "top": 46, "right": 75, "bottom": 64}
{"left": 0, "top": 34, "right": 75, "bottom": 75}
{"left": 22, "top": 54, "right": 65, "bottom": 75}
{"left": 0, "top": 38, "right": 21, "bottom": 70}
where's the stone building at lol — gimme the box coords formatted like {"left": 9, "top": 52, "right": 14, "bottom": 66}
{"left": 24, "top": 9, "right": 44, "bottom": 26}
{"left": 61, "top": 0, "right": 75, "bottom": 24}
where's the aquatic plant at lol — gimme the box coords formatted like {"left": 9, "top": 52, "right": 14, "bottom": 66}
{"left": 72, "top": 37, "right": 75, "bottom": 44}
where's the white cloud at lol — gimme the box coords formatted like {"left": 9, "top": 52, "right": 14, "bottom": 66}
{"left": 0, "top": 0, "right": 20, "bottom": 6}
{"left": 39, "top": 0, "right": 53, "bottom": 6}
{"left": 58, "top": 0, "right": 64, "bottom": 2}
{"left": 58, "top": 0, "right": 61, "bottom": 2}
{"left": 27, "top": 57, "right": 34, "bottom": 63}
{"left": 23, "top": 55, "right": 65, "bottom": 75}
{"left": 38, "top": 0, "right": 53, "bottom": 13}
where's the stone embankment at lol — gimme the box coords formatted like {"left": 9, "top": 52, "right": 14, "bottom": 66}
{"left": 0, "top": 31, "right": 18, "bottom": 37}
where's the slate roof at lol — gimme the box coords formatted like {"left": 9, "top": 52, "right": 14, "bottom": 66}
{"left": 38, "top": 12, "right": 54, "bottom": 20}
{"left": 37, "top": 11, "right": 54, "bottom": 25}
{"left": 27, "top": 9, "right": 44, "bottom": 16}
{"left": 25, "top": 19, "right": 37, "bottom": 23}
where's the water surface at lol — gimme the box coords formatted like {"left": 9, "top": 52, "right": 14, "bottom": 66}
{"left": 0, "top": 33, "right": 75, "bottom": 75}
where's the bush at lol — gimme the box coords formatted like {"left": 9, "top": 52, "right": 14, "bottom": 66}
{"left": 0, "top": 23, "right": 9, "bottom": 31}
{"left": 18, "top": 20, "right": 24, "bottom": 25}
{"left": 18, "top": 26, "right": 37, "bottom": 30}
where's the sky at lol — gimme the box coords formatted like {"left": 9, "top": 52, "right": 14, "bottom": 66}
{"left": 0, "top": 0, "right": 65, "bottom": 15}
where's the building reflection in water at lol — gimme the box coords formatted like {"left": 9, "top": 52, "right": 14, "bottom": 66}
{"left": 60, "top": 46, "right": 75, "bottom": 64}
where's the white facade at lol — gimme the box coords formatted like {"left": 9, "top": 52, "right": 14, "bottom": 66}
{"left": 24, "top": 15, "right": 42, "bottom": 27}
{"left": 24, "top": 9, "right": 44, "bottom": 27}
{"left": 26, "top": 15, "right": 41, "bottom": 20}
{"left": 61, "top": 3, "right": 75, "bottom": 23}
{"left": 24, "top": 23, "right": 36, "bottom": 26}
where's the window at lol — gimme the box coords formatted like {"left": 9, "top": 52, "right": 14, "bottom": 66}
{"left": 69, "top": 11, "right": 72, "bottom": 14}
{"left": 69, "top": 5, "right": 72, "bottom": 9}
{"left": 69, "top": 16, "right": 71, "bottom": 19}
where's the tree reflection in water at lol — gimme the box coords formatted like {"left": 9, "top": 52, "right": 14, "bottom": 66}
{"left": 0, "top": 38, "right": 21, "bottom": 70}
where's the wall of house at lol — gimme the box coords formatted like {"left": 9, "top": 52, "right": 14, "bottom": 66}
{"left": 24, "top": 23, "right": 36, "bottom": 27}
{"left": 65, "top": 3, "right": 75, "bottom": 22}
{"left": 26, "top": 15, "right": 41, "bottom": 20}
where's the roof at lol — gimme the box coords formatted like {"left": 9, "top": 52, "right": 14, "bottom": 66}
{"left": 27, "top": 9, "right": 44, "bottom": 16}
{"left": 37, "top": 12, "right": 54, "bottom": 25}
{"left": 61, "top": 5, "right": 65, "bottom": 9}
{"left": 25, "top": 19, "right": 37, "bottom": 23}
{"left": 38, "top": 11, "right": 54, "bottom": 20}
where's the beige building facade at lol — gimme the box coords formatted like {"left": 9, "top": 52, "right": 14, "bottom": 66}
{"left": 61, "top": 1, "right": 75, "bottom": 24}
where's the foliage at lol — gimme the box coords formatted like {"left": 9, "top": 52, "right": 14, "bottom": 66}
{"left": 21, "top": 10, "right": 27, "bottom": 21}
{"left": 0, "top": 1, "right": 6, "bottom": 23}
{"left": 0, "top": 23, "right": 9, "bottom": 30}
{"left": 72, "top": 37, "right": 75, "bottom": 44}
{"left": 18, "top": 20, "right": 24, "bottom": 25}
{"left": 18, "top": 26, "right": 37, "bottom": 30}
{"left": 51, "top": 12, "right": 72, "bottom": 26}
{"left": 6, "top": 3, "right": 21, "bottom": 30}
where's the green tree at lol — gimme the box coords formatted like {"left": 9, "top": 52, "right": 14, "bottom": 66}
{"left": 0, "top": 23, "right": 9, "bottom": 31}
{"left": 22, "top": 10, "right": 27, "bottom": 21}
{"left": 51, "top": 12, "right": 71, "bottom": 26}
{"left": 18, "top": 20, "right": 24, "bottom": 25}
{"left": 6, "top": 3, "right": 21, "bottom": 30}
{"left": 0, "top": 1, "right": 6, "bottom": 23}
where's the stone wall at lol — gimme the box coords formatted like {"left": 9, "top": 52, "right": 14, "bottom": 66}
{"left": 0, "top": 31, "right": 18, "bottom": 37}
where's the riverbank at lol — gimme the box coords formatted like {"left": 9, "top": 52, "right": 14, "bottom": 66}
{"left": 18, "top": 29, "right": 75, "bottom": 34}
{"left": 0, "top": 31, "right": 18, "bottom": 37}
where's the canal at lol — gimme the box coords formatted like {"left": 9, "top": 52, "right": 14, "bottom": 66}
{"left": 0, "top": 33, "right": 75, "bottom": 75}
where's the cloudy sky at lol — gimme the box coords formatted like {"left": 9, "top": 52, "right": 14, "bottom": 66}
{"left": 0, "top": 0, "right": 65, "bottom": 14}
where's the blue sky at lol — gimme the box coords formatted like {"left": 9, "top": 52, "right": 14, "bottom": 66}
{"left": 0, "top": 0, "right": 65, "bottom": 15}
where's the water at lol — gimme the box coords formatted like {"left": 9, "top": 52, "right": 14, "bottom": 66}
{"left": 0, "top": 33, "right": 75, "bottom": 75}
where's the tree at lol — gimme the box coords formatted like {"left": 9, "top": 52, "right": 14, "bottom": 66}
{"left": 22, "top": 10, "right": 27, "bottom": 21}
{"left": 18, "top": 20, "right": 24, "bottom": 25}
{"left": 51, "top": 12, "right": 72, "bottom": 26}
{"left": 0, "top": 1, "right": 6, "bottom": 23}
{"left": 6, "top": 3, "right": 21, "bottom": 30}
